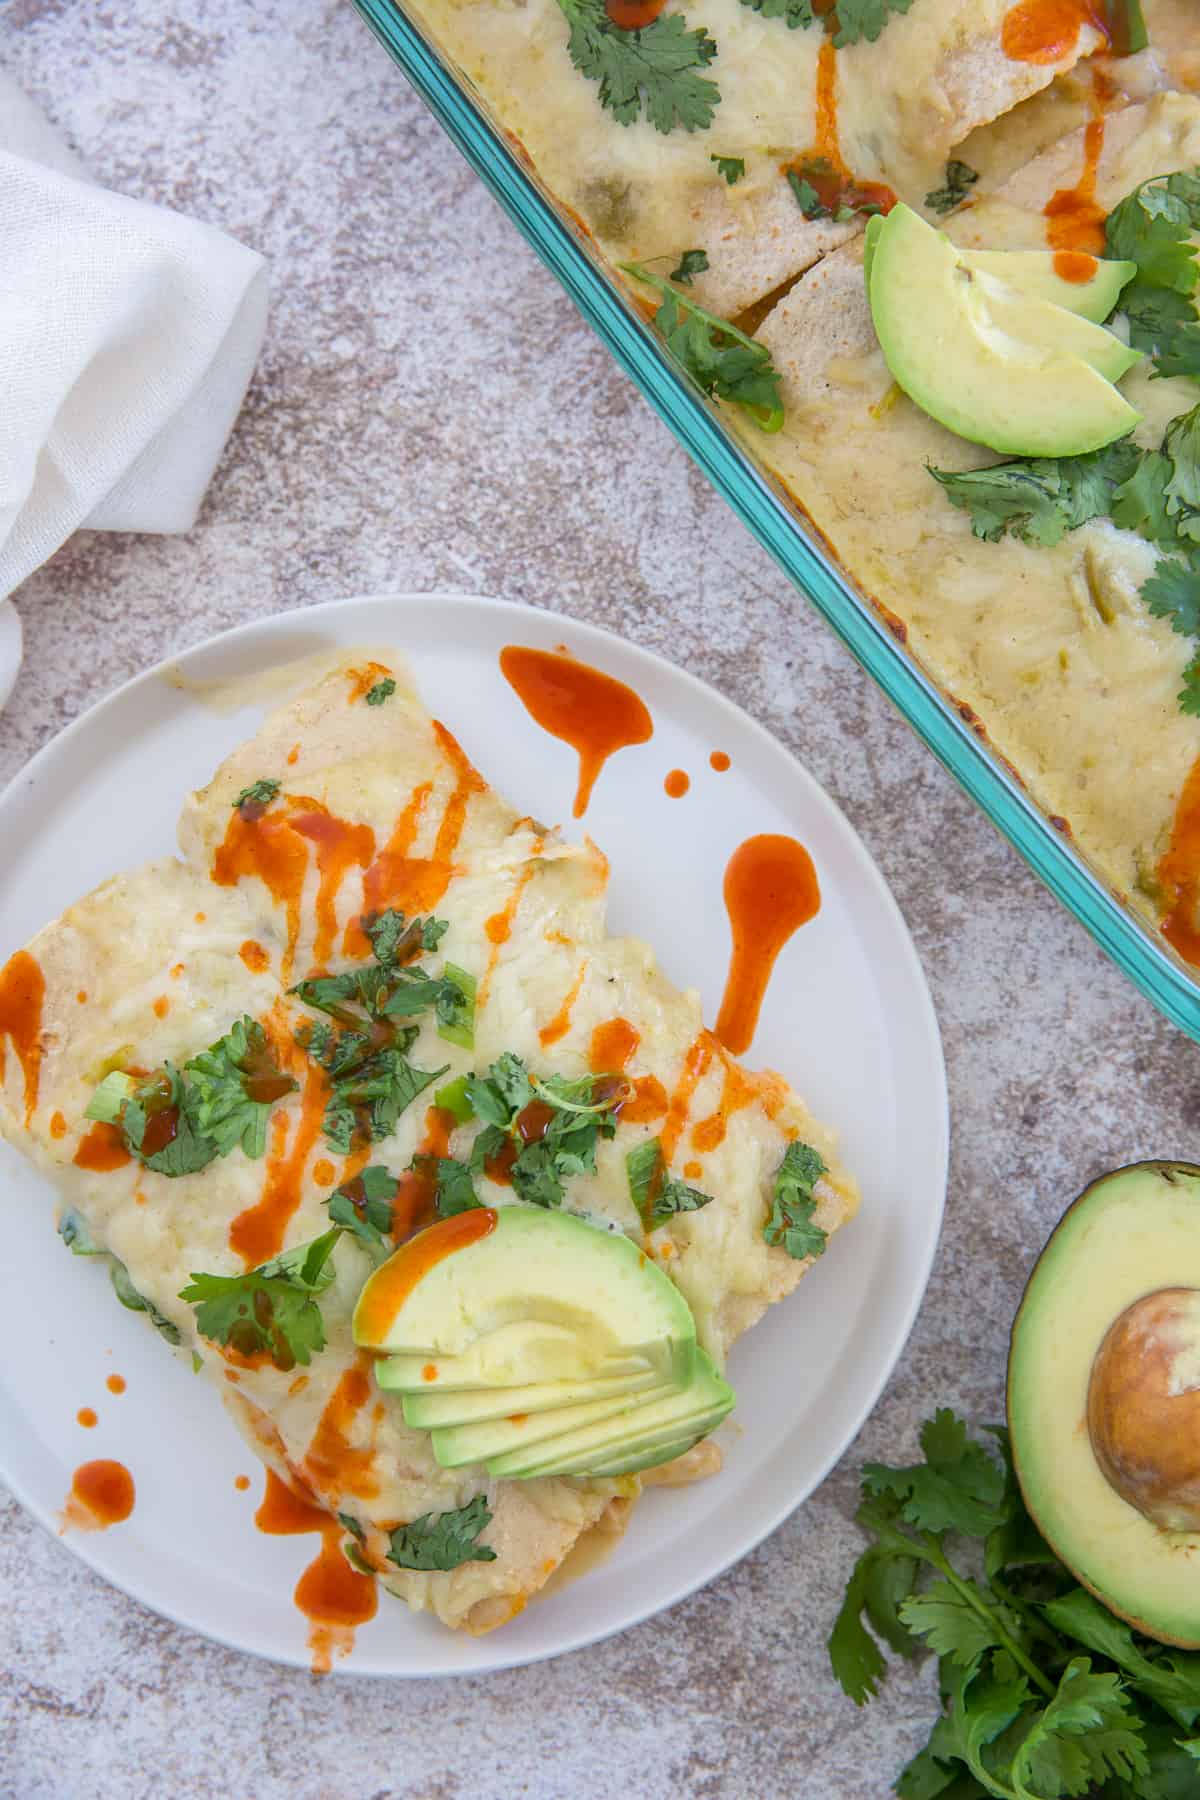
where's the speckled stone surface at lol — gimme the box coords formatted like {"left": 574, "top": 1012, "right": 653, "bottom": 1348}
{"left": 1, "top": 6, "right": 1198, "bottom": 1797}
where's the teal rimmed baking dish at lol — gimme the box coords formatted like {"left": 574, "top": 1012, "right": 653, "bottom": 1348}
{"left": 351, "top": 0, "right": 1200, "bottom": 1043}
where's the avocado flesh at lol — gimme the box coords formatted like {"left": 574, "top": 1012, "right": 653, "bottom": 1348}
{"left": 430, "top": 1378, "right": 677, "bottom": 1468}
{"left": 959, "top": 249, "right": 1137, "bottom": 323}
{"left": 354, "top": 1206, "right": 696, "bottom": 1388}
{"left": 376, "top": 1327, "right": 656, "bottom": 1393}
{"left": 1008, "top": 1161, "right": 1200, "bottom": 1649}
{"left": 968, "top": 269, "right": 1140, "bottom": 385}
{"left": 399, "top": 1364, "right": 665, "bottom": 1427}
{"left": 868, "top": 202, "right": 1141, "bottom": 457}
{"left": 581, "top": 1433, "right": 703, "bottom": 1477}
{"left": 485, "top": 1350, "right": 734, "bottom": 1480}
{"left": 863, "top": 214, "right": 1136, "bottom": 325}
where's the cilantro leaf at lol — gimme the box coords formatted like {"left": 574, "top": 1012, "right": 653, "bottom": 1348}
{"left": 829, "top": 1543, "right": 919, "bottom": 1705}
{"left": 862, "top": 1409, "right": 1008, "bottom": 1538}
{"left": 763, "top": 1140, "right": 828, "bottom": 1260}
{"left": 1181, "top": 651, "right": 1200, "bottom": 718}
{"left": 364, "top": 677, "right": 396, "bottom": 706}
{"left": 929, "top": 439, "right": 1141, "bottom": 547}
{"left": 786, "top": 160, "right": 881, "bottom": 224}
{"left": 1164, "top": 404, "right": 1200, "bottom": 539}
{"left": 414, "top": 1153, "right": 483, "bottom": 1218}
{"left": 232, "top": 778, "right": 280, "bottom": 817}
{"left": 326, "top": 1164, "right": 398, "bottom": 1254}
{"left": 737, "top": 0, "right": 815, "bottom": 25}
{"left": 436, "top": 962, "right": 476, "bottom": 1049}
{"left": 711, "top": 154, "right": 744, "bottom": 185}
{"left": 1142, "top": 555, "right": 1200, "bottom": 640}
{"left": 899, "top": 1577, "right": 1018, "bottom": 1670}
{"left": 1111, "top": 449, "right": 1178, "bottom": 545}
{"left": 109, "top": 1259, "right": 183, "bottom": 1345}
{"left": 1107, "top": 177, "right": 1199, "bottom": 296}
{"left": 669, "top": 248, "right": 709, "bottom": 286}
{"left": 1124, "top": 285, "right": 1200, "bottom": 382}
{"left": 385, "top": 1494, "right": 498, "bottom": 1571}
{"left": 185, "top": 1015, "right": 297, "bottom": 1159}
{"left": 925, "top": 159, "right": 979, "bottom": 216}
{"left": 625, "top": 1138, "right": 713, "bottom": 1228}
{"left": 364, "top": 908, "right": 448, "bottom": 967}
{"left": 179, "top": 1227, "right": 340, "bottom": 1371}
{"left": 556, "top": 0, "right": 720, "bottom": 135}
{"left": 1043, "top": 1588, "right": 1200, "bottom": 1730}
{"left": 1010, "top": 1657, "right": 1149, "bottom": 1795}
{"left": 622, "top": 262, "right": 784, "bottom": 430}
{"left": 830, "top": 0, "right": 914, "bottom": 44}
{"left": 934, "top": 1658, "right": 1037, "bottom": 1795}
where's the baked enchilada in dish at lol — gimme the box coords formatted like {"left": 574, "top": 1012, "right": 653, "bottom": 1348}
{"left": 0, "top": 654, "right": 857, "bottom": 1650}
{"left": 387, "top": 0, "right": 1200, "bottom": 973}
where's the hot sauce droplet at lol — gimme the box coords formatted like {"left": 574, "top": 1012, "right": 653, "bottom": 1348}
{"left": 664, "top": 770, "right": 690, "bottom": 799}
{"left": 77, "top": 1408, "right": 98, "bottom": 1429}
{"left": 1043, "top": 115, "right": 1107, "bottom": 257}
{"left": 73, "top": 1121, "right": 132, "bottom": 1172}
{"left": 0, "top": 949, "right": 45, "bottom": 1124}
{"left": 240, "top": 940, "right": 270, "bottom": 973}
{"left": 49, "top": 1111, "right": 67, "bottom": 1139}
{"left": 1001, "top": 0, "right": 1108, "bottom": 64}
{"left": 710, "top": 751, "right": 731, "bottom": 773}
{"left": 500, "top": 646, "right": 653, "bottom": 818}
{"left": 106, "top": 1374, "right": 126, "bottom": 1396}
{"left": 255, "top": 1469, "right": 377, "bottom": 1673}
{"left": 605, "top": 0, "right": 667, "bottom": 24}
{"left": 235, "top": 1474, "right": 251, "bottom": 1491}
{"left": 714, "top": 836, "right": 821, "bottom": 1055}
{"left": 589, "top": 1017, "right": 640, "bottom": 1074}
{"left": 63, "top": 1460, "right": 135, "bottom": 1531}
{"left": 1053, "top": 249, "right": 1099, "bottom": 283}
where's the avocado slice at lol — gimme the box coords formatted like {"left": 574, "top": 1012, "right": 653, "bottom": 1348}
{"left": 430, "top": 1378, "right": 677, "bottom": 1468}
{"left": 959, "top": 249, "right": 1136, "bottom": 323}
{"left": 867, "top": 202, "right": 1141, "bottom": 456}
{"left": 1008, "top": 1161, "right": 1200, "bottom": 1648}
{"left": 485, "top": 1350, "right": 734, "bottom": 1480}
{"left": 376, "top": 1325, "right": 656, "bottom": 1393}
{"left": 399, "top": 1363, "right": 665, "bottom": 1427}
{"left": 967, "top": 269, "right": 1140, "bottom": 385}
{"left": 580, "top": 1434, "right": 702, "bottom": 1477}
{"left": 354, "top": 1206, "right": 697, "bottom": 1388}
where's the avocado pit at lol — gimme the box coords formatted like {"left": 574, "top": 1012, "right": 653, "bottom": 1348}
{"left": 1087, "top": 1286, "right": 1200, "bottom": 1532}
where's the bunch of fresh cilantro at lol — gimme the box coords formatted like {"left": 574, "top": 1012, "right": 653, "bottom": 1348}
{"left": 831, "top": 1410, "right": 1200, "bottom": 1798}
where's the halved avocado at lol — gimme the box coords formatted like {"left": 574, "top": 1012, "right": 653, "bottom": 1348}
{"left": 1008, "top": 1161, "right": 1200, "bottom": 1649}
{"left": 867, "top": 202, "right": 1141, "bottom": 456}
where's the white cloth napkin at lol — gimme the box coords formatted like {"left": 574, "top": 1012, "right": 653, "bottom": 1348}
{"left": 0, "top": 77, "right": 269, "bottom": 706}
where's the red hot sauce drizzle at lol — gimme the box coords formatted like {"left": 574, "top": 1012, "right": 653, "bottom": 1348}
{"left": 784, "top": 39, "right": 897, "bottom": 230}
{"left": 605, "top": 0, "right": 667, "bottom": 24}
{"left": 62, "top": 1460, "right": 135, "bottom": 1532}
{"left": 0, "top": 949, "right": 45, "bottom": 1124}
{"left": 255, "top": 1469, "right": 377, "bottom": 1674}
{"left": 1000, "top": 0, "right": 1109, "bottom": 66}
{"left": 714, "top": 835, "right": 821, "bottom": 1056}
{"left": 499, "top": 646, "right": 653, "bottom": 819}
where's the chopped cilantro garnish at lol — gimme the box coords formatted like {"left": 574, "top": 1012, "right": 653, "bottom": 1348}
{"left": 436, "top": 963, "right": 476, "bottom": 1050}
{"left": 414, "top": 1153, "right": 484, "bottom": 1218}
{"left": 924, "top": 159, "right": 978, "bottom": 216}
{"left": 232, "top": 778, "right": 280, "bottom": 816}
{"left": 763, "top": 1140, "right": 827, "bottom": 1260}
{"left": 463, "top": 1054, "right": 624, "bottom": 1209}
{"left": 738, "top": 0, "right": 913, "bottom": 44}
{"left": 830, "top": 1410, "right": 1195, "bottom": 1797}
{"left": 364, "top": 678, "right": 397, "bottom": 706}
{"left": 386, "top": 1494, "right": 498, "bottom": 1572}
{"left": 929, "top": 439, "right": 1141, "bottom": 548}
{"left": 179, "top": 1226, "right": 341, "bottom": 1371}
{"left": 325, "top": 1164, "right": 399, "bottom": 1254}
{"left": 85, "top": 1017, "right": 297, "bottom": 1177}
{"left": 365, "top": 908, "right": 449, "bottom": 967}
{"left": 625, "top": 1138, "right": 713, "bottom": 1228}
{"left": 621, "top": 262, "right": 785, "bottom": 431}
{"left": 669, "top": 247, "right": 709, "bottom": 286}
{"left": 555, "top": 0, "right": 720, "bottom": 135}
{"left": 711, "top": 155, "right": 745, "bottom": 185}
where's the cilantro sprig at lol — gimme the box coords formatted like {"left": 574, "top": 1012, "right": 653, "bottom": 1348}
{"left": 85, "top": 1016, "right": 298, "bottom": 1178}
{"left": 711, "top": 154, "right": 744, "bottom": 186}
{"left": 1106, "top": 169, "right": 1200, "bottom": 382}
{"left": 386, "top": 1494, "right": 498, "bottom": 1572}
{"left": 625, "top": 1137, "right": 713, "bottom": 1228}
{"left": 291, "top": 908, "right": 458, "bottom": 1152}
{"left": 555, "top": 0, "right": 720, "bottom": 135}
{"left": 621, "top": 262, "right": 785, "bottom": 430}
{"left": 764, "top": 1140, "right": 827, "bottom": 1260}
{"left": 461, "top": 1053, "right": 626, "bottom": 1210}
{"left": 179, "top": 1228, "right": 342, "bottom": 1372}
{"left": 831, "top": 1410, "right": 1200, "bottom": 1797}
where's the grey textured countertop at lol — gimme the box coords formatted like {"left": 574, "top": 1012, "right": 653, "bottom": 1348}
{"left": 2, "top": 6, "right": 1197, "bottom": 1797}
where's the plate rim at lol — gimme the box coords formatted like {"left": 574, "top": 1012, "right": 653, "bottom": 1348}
{"left": 0, "top": 589, "right": 949, "bottom": 1676}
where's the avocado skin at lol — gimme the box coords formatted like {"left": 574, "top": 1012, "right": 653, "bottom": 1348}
{"left": 1007, "top": 1160, "right": 1200, "bottom": 1650}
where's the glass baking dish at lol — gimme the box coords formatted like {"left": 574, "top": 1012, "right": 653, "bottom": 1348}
{"left": 351, "top": 0, "right": 1200, "bottom": 1044}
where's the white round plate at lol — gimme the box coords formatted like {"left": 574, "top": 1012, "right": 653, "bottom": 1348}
{"left": 0, "top": 593, "right": 947, "bottom": 1675}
